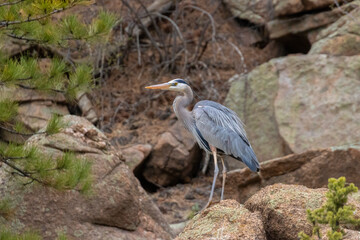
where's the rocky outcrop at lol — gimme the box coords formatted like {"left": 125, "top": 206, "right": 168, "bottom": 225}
{"left": 274, "top": 55, "right": 360, "bottom": 154}
{"left": 175, "top": 200, "right": 266, "bottom": 240}
{"left": 224, "top": 144, "right": 360, "bottom": 203}
{"left": 151, "top": 144, "right": 360, "bottom": 237}
{"left": 225, "top": 54, "right": 360, "bottom": 161}
{"left": 0, "top": 87, "right": 69, "bottom": 143}
{"left": 142, "top": 121, "right": 201, "bottom": 186}
{"left": 223, "top": 0, "right": 346, "bottom": 25}
{"left": 245, "top": 184, "right": 360, "bottom": 240}
{"left": 310, "top": 2, "right": 360, "bottom": 56}
{"left": 224, "top": 0, "right": 357, "bottom": 47}
{"left": 266, "top": 2, "right": 358, "bottom": 40}
{"left": 225, "top": 63, "right": 284, "bottom": 161}
{"left": 246, "top": 184, "right": 326, "bottom": 240}
{"left": 122, "top": 143, "right": 152, "bottom": 172}
{"left": 0, "top": 115, "right": 174, "bottom": 240}
{"left": 266, "top": 6, "right": 346, "bottom": 39}
{"left": 0, "top": 87, "right": 98, "bottom": 144}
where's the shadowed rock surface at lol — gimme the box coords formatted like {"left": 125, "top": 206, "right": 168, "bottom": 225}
{"left": 142, "top": 121, "right": 201, "bottom": 187}
{"left": 225, "top": 145, "right": 360, "bottom": 203}
{"left": 122, "top": 143, "right": 152, "bottom": 172}
{"left": 0, "top": 115, "right": 174, "bottom": 240}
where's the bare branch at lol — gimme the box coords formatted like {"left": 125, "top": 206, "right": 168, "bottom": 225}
{"left": 121, "top": 0, "right": 164, "bottom": 60}
{"left": 333, "top": 0, "right": 358, "bottom": 22}
{"left": 136, "top": 31, "right": 141, "bottom": 66}
{"left": 134, "top": 0, "right": 167, "bottom": 62}
{"left": 224, "top": 39, "right": 248, "bottom": 74}
{"left": 152, "top": 12, "right": 188, "bottom": 74}
{"left": 184, "top": 5, "right": 216, "bottom": 41}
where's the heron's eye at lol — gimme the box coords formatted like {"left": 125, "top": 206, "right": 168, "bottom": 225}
{"left": 172, "top": 82, "right": 178, "bottom": 86}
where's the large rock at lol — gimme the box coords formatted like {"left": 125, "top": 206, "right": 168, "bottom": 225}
{"left": 225, "top": 63, "right": 288, "bottom": 161}
{"left": 225, "top": 54, "right": 360, "bottom": 160}
{"left": 0, "top": 88, "right": 98, "bottom": 144}
{"left": 0, "top": 87, "right": 69, "bottom": 143}
{"left": 224, "top": 0, "right": 356, "bottom": 44}
{"left": 175, "top": 200, "right": 266, "bottom": 240}
{"left": 266, "top": 6, "right": 350, "bottom": 39}
{"left": 224, "top": 144, "right": 360, "bottom": 203}
{"left": 122, "top": 143, "right": 152, "bottom": 172}
{"left": 0, "top": 115, "right": 174, "bottom": 240}
{"left": 223, "top": 0, "right": 347, "bottom": 25}
{"left": 310, "top": 2, "right": 360, "bottom": 56}
{"left": 245, "top": 184, "right": 360, "bottom": 240}
{"left": 142, "top": 121, "right": 201, "bottom": 186}
{"left": 274, "top": 55, "right": 360, "bottom": 153}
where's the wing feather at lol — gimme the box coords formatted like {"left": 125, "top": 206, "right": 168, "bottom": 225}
{"left": 193, "top": 100, "right": 259, "bottom": 172}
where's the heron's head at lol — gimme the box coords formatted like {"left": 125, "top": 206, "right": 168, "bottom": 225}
{"left": 145, "top": 78, "right": 189, "bottom": 92}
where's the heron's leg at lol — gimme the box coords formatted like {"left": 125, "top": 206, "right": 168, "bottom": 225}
{"left": 201, "top": 152, "right": 210, "bottom": 174}
{"left": 220, "top": 157, "right": 227, "bottom": 201}
{"left": 203, "top": 146, "right": 218, "bottom": 209}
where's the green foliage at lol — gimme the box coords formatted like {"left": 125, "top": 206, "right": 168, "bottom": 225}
{"left": 0, "top": 143, "right": 92, "bottom": 193}
{"left": 0, "top": 0, "right": 116, "bottom": 188}
{"left": 13, "top": 121, "right": 31, "bottom": 134}
{"left": 88, "top": 11, "right": 117, "bottom": 39}
{"left": 0, "top": 99, "right": 18, "bottom": 122}
{"left": 51, "top": 152, "right": 93, "bottom": 194}
{"left": 299, "top": 177, "right": 360, "bottom": 240}
{"left": 45, "top": 114, "right": 65, "bottom": 135}
{"left": 0, "top": 197, "right": 15, "bottom": 220}
{"left": 0, "top": 227, "right": 41, "bottom": 240}
{"left": 66, "top": 64, "right": 93, "bottom": 100}
{"left": 0, "top": 1, "right": 117, "bottom": 237}
{"left": 61, "top": 15, "right": 88, "bottom": 39}
{"left": 187, "top": 203, "right": 200, "bottom": 220}
{"left": 56, "top": 232, "right": 68, "bottom": 240}
{"left": 0, "top": 0, "right": 118, "bottom": 132}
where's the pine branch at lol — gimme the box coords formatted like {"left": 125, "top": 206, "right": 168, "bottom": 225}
{"left": 0, "top": 156, "right": 44, "bottom": 184}
{"left": 15, "top": 83, "right": 64, "bottom": 93}
{"left": 6, "top": 33, "right": 37, "bottom": 41}
{"left": 0, "top": 0, "right": 24, "bottom": 7}
{"left": 0, "top": 8, "right": 66, "bottom": 28}
{"left": 7, "top": 32, "right": 90, "bottom": 43}
{"left": 0, "top": 124, "right": 33, "bottom": 136}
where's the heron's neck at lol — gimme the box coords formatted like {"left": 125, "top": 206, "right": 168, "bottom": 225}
{"left": 173, "top": 86, "right": 194, "bottom": 129}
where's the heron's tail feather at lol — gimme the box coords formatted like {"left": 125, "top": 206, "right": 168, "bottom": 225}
{"left": 231, "top": 136, "right": 259, "bottom": 172}
{"left": 244, "top": 145, "right": 260, "bottom": 172}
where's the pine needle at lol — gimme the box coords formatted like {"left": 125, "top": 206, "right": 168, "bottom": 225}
{"left": 0, "top": 99, "right": 17, "bottom": 122}
{"left": 0, "top": 228, "right": 42, "bottom": 240}
{"left": 0, "top": 197, "right": 15, "bottom": 220}
{"left": 45, "top": 114, "right": 65, "bottom": 135}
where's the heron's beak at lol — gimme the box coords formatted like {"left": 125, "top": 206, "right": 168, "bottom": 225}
{"left": 145, "top": 83, "right": 171, "bottom": 90}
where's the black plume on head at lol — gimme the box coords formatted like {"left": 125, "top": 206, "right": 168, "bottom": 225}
{"left": 173, "top": 79, "right": 189, "bottom": 85}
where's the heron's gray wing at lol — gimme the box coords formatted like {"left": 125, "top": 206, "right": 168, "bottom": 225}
{"left": 193, "top": 100, "right": 259, "bottom": 172}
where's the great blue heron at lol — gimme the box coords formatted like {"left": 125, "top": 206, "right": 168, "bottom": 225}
{"left": 146, "top": 78, "right": 259, "bottom": 208}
